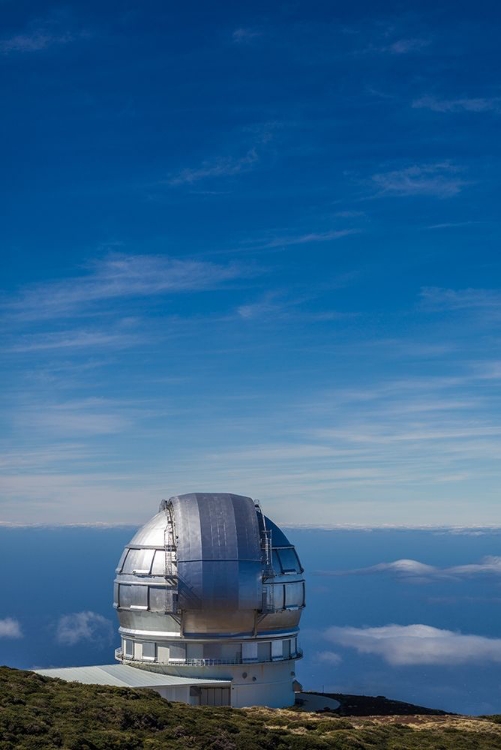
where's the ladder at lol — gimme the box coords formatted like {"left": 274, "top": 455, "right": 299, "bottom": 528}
{"left": 162, "top": 503, "right": 178, "bottom": 612}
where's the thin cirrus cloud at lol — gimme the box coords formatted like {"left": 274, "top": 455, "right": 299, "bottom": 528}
{"left": 8, "top": 329, "right": 141, "bottom": 353}
{"left": 232, "top": 27, "right": 263, "bottom": 44}
{"left": 0, "top": 617, "right": 23, "bottom": 639}
{"left": 4, "top": 254, "right": 246, "bottom": 320}
{"left": 261, "top": 229, "right": 359, "bottom": 249}
{"left": 14, "top": 397, "right": 141, "bottom": 436}
{"left": 413, "top": 96, "right": 501, "bottom": 113}
{"left": 360, "top": 37, "right": 430, "bottom": 56}
{"left": 420, "top": 287, "right": 501, "bottom": 312}
{"left": 314, "top": 556, "right": 501, "bottom": 580}
{"left": 167, "top": 149, "right": 259, "bottom": 186}
{"left": 371, "top": 163, "right": 467, "bottom": 198}
{"left": 56, "top": 611, "right": 113, "bottom": 646}
{"left": 0, "top": 30, "right": 75, "bottom": 53}
{"left": 0, "top": 444, "right": 91, "bottom": 471}
{"left": 324, "top": 624, "right": 501, "bottom": 666}
{"left": 387, "top": 38, "right": 430, "bottom": 54}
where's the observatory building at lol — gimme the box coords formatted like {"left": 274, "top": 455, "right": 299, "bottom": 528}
{"left": 36, "top": 492, "right": 305, "bottom": 708}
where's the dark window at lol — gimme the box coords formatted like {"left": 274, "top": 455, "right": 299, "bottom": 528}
{"left": 277, "top": 548, "right": 300, "bottom": 573}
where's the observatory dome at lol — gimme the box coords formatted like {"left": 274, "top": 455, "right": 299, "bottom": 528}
{"left": 114, "top": 492, "right": 305, "bottom": 707}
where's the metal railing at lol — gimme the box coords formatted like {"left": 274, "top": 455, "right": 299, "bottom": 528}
{"left": 116, "top": 648, "right": 303, "bottom": 666}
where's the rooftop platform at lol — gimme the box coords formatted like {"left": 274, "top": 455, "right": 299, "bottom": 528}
{"left": 34, "top": 664, "right": 231, "bottom": 689}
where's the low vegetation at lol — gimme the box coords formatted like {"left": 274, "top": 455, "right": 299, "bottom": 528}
{"left": 1, "top": 666, "right": 501, "bottom": 749}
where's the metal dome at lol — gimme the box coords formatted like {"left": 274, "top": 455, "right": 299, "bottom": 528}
{"left": 113, "top": 492, "right": 305, "bottom": 707}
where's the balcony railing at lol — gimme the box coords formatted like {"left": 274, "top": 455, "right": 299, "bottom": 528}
{"left": 116, "top": 648, "right": 303, "bottom": 666}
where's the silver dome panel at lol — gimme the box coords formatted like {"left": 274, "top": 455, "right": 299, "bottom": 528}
{"left": 167, "top": 493, "right": 262, "bottom": 612}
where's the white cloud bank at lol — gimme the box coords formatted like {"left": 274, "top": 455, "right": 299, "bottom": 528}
{"left": 56, "top": 611, "right": 113, "bottom": 646}
{"left": 315, "top": 555, "right": 501, "bottom": 580}
{"left": 325, "top": 624, "right": 501, "bottom": 665}
{"left": 0, "top": 617, "right": 22, "bottom": 638}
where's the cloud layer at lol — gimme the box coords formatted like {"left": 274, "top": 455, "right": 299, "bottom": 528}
{"left": 315, "top": 556, "right": 501, "bottom": 580}
{"left": 0, "top": 618, "right": 22, "bottom": 639}
{"left": 324, "top": 624, "right": 501, "bottom": 665}
{"left": 56, "top": 611, "right": 113, "bottom": 646}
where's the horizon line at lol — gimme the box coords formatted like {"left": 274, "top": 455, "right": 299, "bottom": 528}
{"left": 1, "top": 521, "right": 501, "bottom": 532}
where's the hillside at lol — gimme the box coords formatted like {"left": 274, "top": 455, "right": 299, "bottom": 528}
{"left": 1, "top": 666, "right": 501, "bottom": 749}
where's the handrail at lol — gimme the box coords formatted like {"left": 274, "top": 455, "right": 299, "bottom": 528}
{"left": 116, "top": 648, "right": 303, "bottom": 666}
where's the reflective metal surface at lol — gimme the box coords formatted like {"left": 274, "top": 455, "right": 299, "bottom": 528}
{"left": 168, "top": 493, "right": 262, "bottom": 612}
{"left": 114, "top": 492, "right": 305, "bottom": 671}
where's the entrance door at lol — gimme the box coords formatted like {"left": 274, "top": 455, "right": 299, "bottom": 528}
{"left": 200, "top": 687, "right": 231, "bottom": 706}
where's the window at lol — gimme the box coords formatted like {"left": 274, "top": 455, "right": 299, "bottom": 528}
{"left": 285, "top": 581, "right": 304, "bottom": 609}
{"left": 187, "top": 643, "right": 203, "bottom": 660}
{"left": 116, "top": 549, "right": 128, "bottom": 573}
{"left": 277, "top": 548, "right": 300, "bottom": 573}
{"left": 271, "top": 640, "right": 283, "bottom": 660}
{"left": 149, "top": 587, "right": 167, "bottom": 612}
{"left": 263, "top": 584, "right": 284, "bottom": 611}
{"left": 122, "top": 548, "right": 155, "bottom": 576}
{"left": 272, "top": 550, "right": 282, "bottom": 574}
{"left": 168, "top": 643, "right": 187, "bottom": 662}
{"left": 242, "top": 642, "right": 258, "bottom": 662}
{"left": 124, "top": 639, "right": 134, "bottom": 658}
{"left": 151, "top": 550, "right": 165, "bottom": 576}
{"left": 142, "top": 641, "right": 156, "bottom": 661}
{"left": 273, "top": 585, "right": 285, "bottom": 610}
{"left": 119, "top": 584, "right": 148, "bottom": 609}
{"left": 257, "top": 641, "right": 271, "bottom": 662}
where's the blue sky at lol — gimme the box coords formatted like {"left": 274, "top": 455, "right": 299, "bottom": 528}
{"left": 2, "top": 0, "right": 501, "bottom": 526}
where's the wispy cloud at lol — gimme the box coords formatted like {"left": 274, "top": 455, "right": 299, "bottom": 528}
{"left": 0, "top": 444, "right": 90, "bottom": 471}
{"left": 324, "top": 624, "right": 501, "bottom": 666}
{"left": 426, "top": 222, "right": 477, "bottom": 230}
{"left": 235, "top": 291, "right": 349, "bottom": 323}
{"left": 232, "top": 27, "right": 263, "bottom": 44}
{"left": 237, "top": 293, "right": 284, "bottom": 320}
{"left": 372, "top": 163, "right": 467, "bottom": 198}
{"left": 361, "top": 37, "right": 431, "bottom": 56}
{"left": 14, "top": 398, "right": 142, "bottom": 437}
{"left": 0, "top": 30, "right": 76, "bottom": 53}
{"left": 413, "top": 96, "right": 501, "bottom": 113}
{"left": 388, "top": 38, "right": 430, "bottom": 54}
{"left": 0, "top": 13, "right": 89, "bottom": 55}
{"left": 315, "top": 556, "right": 501, "bottom": 580}
{"left": 420, "top": 287, "right": 501, "bottom": 312}
{"left": 317, "top": 651, "right": 343, "bottom": 665}
{"left": 334, "top": 210, "right": 366, "bottom": 219}
{"left": 8, "top": 329, "right": 141, "bottom": 353}
{"left": 56, "top": 611, "right": 113, "bottom": 646}
{"left": 4, "top": 253, "right": 246, "bottom": 320}
{"left": 261, "top": 229, "right": 359, "bottom": 249}
{"left": 167, "top": 149, "right": 259, "bottom": 186}
{"left": 0, "top": 617, "right": 22, "bottom": 639}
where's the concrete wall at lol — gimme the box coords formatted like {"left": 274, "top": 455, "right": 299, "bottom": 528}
{"left": 150, "top": 685, "right": 191, "bottom": 703}
{"left": 229, "top": 660, "right": 295, "bottom": 708}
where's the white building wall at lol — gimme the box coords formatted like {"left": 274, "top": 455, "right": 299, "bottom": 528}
{"left": 152, "top": 685, "right": 191, "bottom": 702}
{"left": 229, "top": 661, "right": 295, "bottom": 708}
